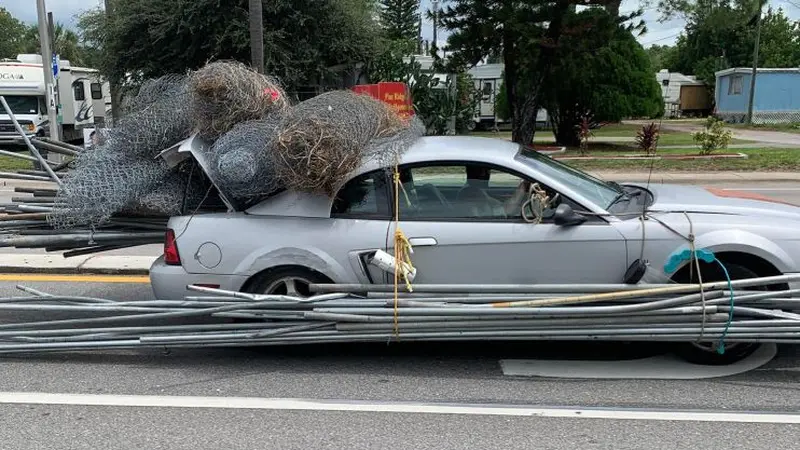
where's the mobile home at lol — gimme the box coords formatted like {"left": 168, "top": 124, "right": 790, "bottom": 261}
{"left": 466, "top": 63, "right": 548, "bottom": 131}
{"left": 0, "top": 54, "right": 111, "bottom": 144}
{"left": 715, "top": 67, "right": 800, "bottom": 124}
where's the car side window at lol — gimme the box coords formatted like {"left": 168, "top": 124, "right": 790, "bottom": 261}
{"left": 394, "top": 163, "right": 561, "bottom": 222}
{"left": 331, "top": 170, "right": 390, "bottom": 218}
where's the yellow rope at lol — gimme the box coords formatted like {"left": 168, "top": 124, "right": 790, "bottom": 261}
{"left": 392, "top": 166, "right": 415, "bottom": 338}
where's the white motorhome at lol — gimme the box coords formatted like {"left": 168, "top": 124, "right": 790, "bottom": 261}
{"left": 466, "top": 63, "right": 548, "bottom": 131}
{"left": 0, "top": 54, "right": 111, "bottom": 144}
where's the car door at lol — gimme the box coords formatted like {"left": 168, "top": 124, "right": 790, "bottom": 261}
{"left": 387, "top": 162, "right": 630, "bottom": 285}
{"left": 329, "top": 168, "right": 394, "bottom": 284}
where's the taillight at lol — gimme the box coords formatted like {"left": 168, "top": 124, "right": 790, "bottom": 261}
{"left": 164, "top": 228, "right": 181, "bottom": 265}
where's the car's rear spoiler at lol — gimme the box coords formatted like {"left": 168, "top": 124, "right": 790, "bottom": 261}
{"left": 157, "top": 133, "right": 242, "bottom": 212}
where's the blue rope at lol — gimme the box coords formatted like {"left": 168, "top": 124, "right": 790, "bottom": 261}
{"left": 715, "top": 258, "right": 735, "bottom": 354}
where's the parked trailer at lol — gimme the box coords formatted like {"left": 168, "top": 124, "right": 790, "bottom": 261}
{"left": 0, "top": 54, "right": 111, "bottom": 145}
{"left": 466, "top": 63, "right": 548, "bottom": 131}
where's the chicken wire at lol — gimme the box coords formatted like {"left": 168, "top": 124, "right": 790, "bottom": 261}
{"left": 189, "top": 60, "right": 289, "bottom": 140}
{"left": 207, "top": 117, "right": 284, "bottom": 201}
{"left": 271, "top": 90, "right": 421, "bottom": 196}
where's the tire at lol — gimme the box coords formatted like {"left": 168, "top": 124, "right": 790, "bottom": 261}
{"left": 245, "top": 267, "right": 330, "bottom": 298}
{"left": 674, "top": 262, "right": 761, "bottom": 365}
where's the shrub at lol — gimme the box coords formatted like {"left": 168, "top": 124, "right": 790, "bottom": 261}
{"left": 576, "top": 115, "right": 593, "bottom": 155}
{"left": 635, "top": 122, "right": 660, "bottom": 156}
{"left": 693, "top": 117, "right": 733, "bottom": 155}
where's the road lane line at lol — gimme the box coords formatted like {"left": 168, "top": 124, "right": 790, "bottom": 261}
{"left": 0, "top": 274, "right": 150, "bottom": 283}
{"left": 0, "top": 391, "right": 799, "bottom": 423}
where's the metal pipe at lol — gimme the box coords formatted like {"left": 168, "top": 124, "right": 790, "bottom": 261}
{"left": 0, "top": 172, "right": 55, "bottom": 182}
{"left": 310, "top": 283, "right": 684, "bottom": 294}
{"left": 0, "top": 96, "right": 63, "bottom": 186}
{"left": 39, "top": 136, "right": 84, "bottom": 153}
{"left": 28, "top": 138, "right": 80, "bottom": 157}
{"left": 0, "top": 148, "right": 58, "bottom": 166}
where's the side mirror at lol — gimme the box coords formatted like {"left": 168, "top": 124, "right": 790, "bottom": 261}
{"left": 553, "top": 203, "right": 587, "bottom": 226}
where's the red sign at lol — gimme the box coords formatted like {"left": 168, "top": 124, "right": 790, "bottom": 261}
{"left": 353, "top": 82, "right": 414, "bottom": 119}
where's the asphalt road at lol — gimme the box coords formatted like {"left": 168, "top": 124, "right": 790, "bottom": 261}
{"left": 0, "top": 279, "right": 799, "bottom": 449}
{"left": 2, "top": 181, "right": 800, "bottom": 448}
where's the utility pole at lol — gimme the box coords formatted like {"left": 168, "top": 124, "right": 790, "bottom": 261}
{"left": 249, "top": 0, "right": 265, "bottom": 73}
{"left": 104, "top": 0, "right": 119, "bottom": 122}
{"left": 745, "top": 3, "right": 763, "bottom": 124}
{"left": 431, "top": 0, "right": 439, "bottom": 57}
{"left": 47, "top": 11, "right": 62, "bottom": 141}
{"left": 36, "top": 0, "right": 59, "bottom": 143}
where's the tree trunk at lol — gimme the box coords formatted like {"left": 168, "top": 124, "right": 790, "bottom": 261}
{"left": 249, "top": 0, "right": 264, "bottom": 73}
{"left": 554, "top": 117, "right": 581, "bottom": 147}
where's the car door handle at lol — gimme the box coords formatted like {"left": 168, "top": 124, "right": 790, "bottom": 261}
{"left": 409, "top": 237, "right": 438, "bottom": 247}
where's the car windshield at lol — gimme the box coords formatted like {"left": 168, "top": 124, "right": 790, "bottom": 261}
{"left": 516, "top": 145, "right": 621, "bottom": 209}
{"left": 2, "top": 95, "right": 40, "bottom": 115}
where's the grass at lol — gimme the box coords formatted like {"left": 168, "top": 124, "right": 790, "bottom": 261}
{"left": 561, "top": 148, "right": 800, "bottom": 172}
{"left": 471, "top": 125, "right": 754, "bottom": 146}
{"left": 728, "top": 122, "right": 800, "bottom": 134}
{"left": 0, "top": 154, "right": 34, "bottom": 172}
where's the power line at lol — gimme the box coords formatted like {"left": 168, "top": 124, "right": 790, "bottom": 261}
{"left": 641, "top": 31, "right": 683, "bottom": 45}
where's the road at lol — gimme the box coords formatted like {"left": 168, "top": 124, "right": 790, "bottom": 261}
{"left": 1, "top": 181, "right": 800, "bottom": 448}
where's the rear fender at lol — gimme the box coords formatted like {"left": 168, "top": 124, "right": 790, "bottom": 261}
{"left": 236, "top": 246, "right": 355, "bottom": 284}
{"left": 665, "top": 229, "right": 794, "bottom": 274}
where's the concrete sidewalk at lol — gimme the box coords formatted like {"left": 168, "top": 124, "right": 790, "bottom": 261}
{"left": 0, "top": 254, "right": 157, "bottom": 275}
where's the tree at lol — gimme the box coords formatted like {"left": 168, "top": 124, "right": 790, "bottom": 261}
{"left": 77, "top": 0, "right": 381, "bottom": 96}
{"left": 437, "top": 0, "right": 643, "bottom": 145}
{"left": 0, "top": 7, "right": 27, "bottom": 59}
{"left": 378, "top": 0, "right": 421, "bottom": 53}
{"left": 652, "top": 0, "right": 799, "bottom": 92}
{"left": 542, "top": 10, "right": 663, "bottom": 146}
{"left": 22, "top": 22, "right": 84, "bottom": 66}
{"left": 646, "top": 44, "right": 676, "bottom": 71}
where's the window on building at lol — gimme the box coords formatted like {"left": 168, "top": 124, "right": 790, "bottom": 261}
{"left": 90, "top": 83, "right": 103, "bottom": 100}
{"left": 482, "top": 82, "right": 493, "bottom": 97}
{"left": 729, "top": 75, "right": 743, "bottom": 95}
{"left": 73, "top": 82, "right": 85, "bottom": 101}
{"left": 331, "top": 170, "right": 390, "bottom": 218}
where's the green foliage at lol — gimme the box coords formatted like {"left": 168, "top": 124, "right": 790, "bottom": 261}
{"left": 657, "top": 2, "right": 800, "bottom": 92}
{"left": 635, "top": 122, "right": 661, "bottom": 156}
{"left": 438, "top": 0, "right": 647, "bottom": 145}
{"left": 0, "top": 7, "right": 26, "bottom": 59}
{"left": 494, "top": 75, "right": 511, "bottom": 121}
{"left": 646, "top": 44, "right": 677, "bottom": 71}
{"left": 542, "top": 10, "right": 663, "bottom": 146}
{"left": 378, "top": 0, "right": 420, "bottom": 54}
{"left": 21, "top": 23, "right": 85, "bottom": 66}
{"left": 367, "top": 46, "right": 479, "bottom": 135}
{"left": 693, "top": 116, "right": 733, "bottom": 154}
{"left": 76, "top": 0, "right": 381, "bottom": 94}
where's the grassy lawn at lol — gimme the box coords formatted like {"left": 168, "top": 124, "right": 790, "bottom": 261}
{"left": 0, "top": 154, "right": 34, "bottom": 172}
{"left": 560, "top": 148, "right": 800, "bottom": 172}
{"left": 471, "top": 125, "right": 754, "bottom": 146}
{"left": 728, "top": 123, "right": 800, "bottom": 134}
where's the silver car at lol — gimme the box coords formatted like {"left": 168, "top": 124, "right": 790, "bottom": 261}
{"left": 150, "top": 135, "right": 800, "bottom": 358}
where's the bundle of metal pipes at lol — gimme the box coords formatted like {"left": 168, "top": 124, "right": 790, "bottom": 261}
{"left": 0, "top": 135, "right": 167, "bottom": 255}
{"left": 1, "top": 274, "right": 800, "bottom": 354}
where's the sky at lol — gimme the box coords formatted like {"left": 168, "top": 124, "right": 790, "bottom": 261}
{"left": 4, "top": 0, "right": 800, "bottom": 49}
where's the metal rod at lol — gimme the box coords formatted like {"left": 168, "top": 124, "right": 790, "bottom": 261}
{"left": 0, "top": 96, "right": 63, "bottom": 186}
{"left": 28, "top": 138, "right": 80, "bottom": 157}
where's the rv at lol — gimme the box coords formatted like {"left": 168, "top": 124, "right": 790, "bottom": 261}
{"left": 466, "top": 63, "right": 548, "bottom": 131}
{"left": 0, "top": 54, "right": 111, "bottom": 145}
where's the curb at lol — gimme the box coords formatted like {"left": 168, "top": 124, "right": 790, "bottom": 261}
{"left": 0, "top": 254, "right": 157, "bottom": 276}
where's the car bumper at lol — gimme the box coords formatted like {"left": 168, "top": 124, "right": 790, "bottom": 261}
{"left": 149, "top": 256, "right": 249, "bottom": 300}
{"left": 0, "top": 133, "right": 33, "bottom": 143}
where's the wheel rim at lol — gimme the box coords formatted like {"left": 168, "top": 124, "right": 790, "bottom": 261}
{"left": 262, "top": 276, "right": 313, "bottom": 297}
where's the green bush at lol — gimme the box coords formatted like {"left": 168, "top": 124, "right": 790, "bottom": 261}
{"left": 693, "top": 117, "right": 733, "bottom": 155}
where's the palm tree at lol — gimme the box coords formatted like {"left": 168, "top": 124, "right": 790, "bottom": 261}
{"left": 23, "top": 22, "right": 83, "bottom": 65}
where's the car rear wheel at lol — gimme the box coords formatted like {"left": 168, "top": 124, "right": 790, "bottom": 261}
{"left": 247, "top": 267, "right": 330, "bottom": 298}
{"left": 673, "top": 262, "right": 762, "bottom": 365}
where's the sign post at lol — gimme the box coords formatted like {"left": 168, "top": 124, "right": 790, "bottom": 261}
{"left": 36, "top": 0, "right": 60, "bottom": 144}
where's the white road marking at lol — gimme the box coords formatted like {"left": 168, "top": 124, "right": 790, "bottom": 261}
{"left": 719, "top": 188, "right": 800, "bottom": 191}
{"left": 0, "top": 391, "right": 799, "bottom": 423}
{"left": 500, "top": 343, "right": 777, "bottom": 380}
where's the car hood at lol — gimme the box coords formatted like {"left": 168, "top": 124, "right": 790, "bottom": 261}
{"left": 632, "top": 183, "right": 800, "bottom": 221}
